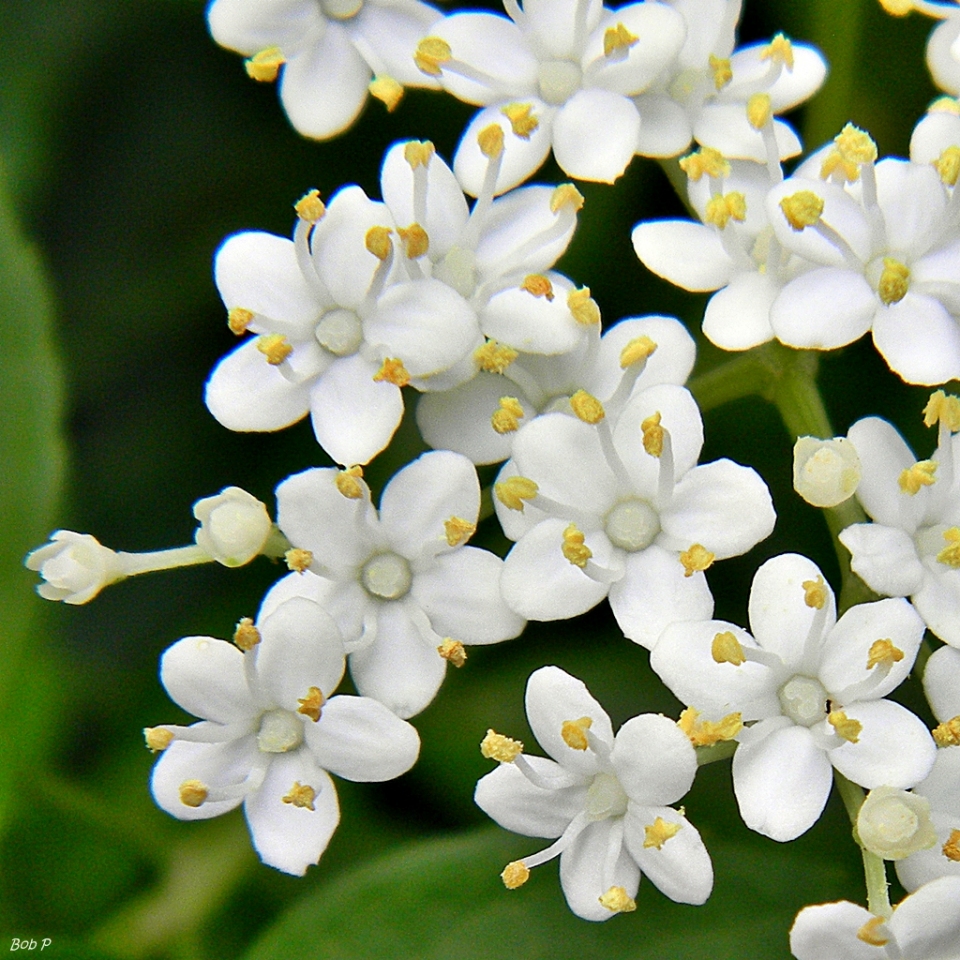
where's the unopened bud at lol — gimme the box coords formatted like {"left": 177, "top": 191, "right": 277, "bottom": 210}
{"left": 793, "top": 436, "right": 861, "bottom": 507}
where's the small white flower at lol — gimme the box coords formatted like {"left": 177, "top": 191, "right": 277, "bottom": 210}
{"left": 193, "top": 486, "right": 274, "bottom": 567}
{"left": 857, "top": 785, "right": 938, "bottom": 860}
{"left": 25, "top": 531, "right": 125, "bottom": 605}
{"left": 793, "top": 436, "right": 861, "bottom": 508}
{"left": 475, "top": 666, "right": 712, "bottom": 921}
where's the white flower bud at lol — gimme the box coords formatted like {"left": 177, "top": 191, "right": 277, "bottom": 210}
{"left": 793, "top": 436, "right": 861, "bottom": 507}
{"left": 857, "top": 785, "right": 938, "bottom": 860}
{"left": 193, "top": 487, "right": 272, "bottom": 567}
{"left": 25, "top": 531, "right": 124, "bottom": 604}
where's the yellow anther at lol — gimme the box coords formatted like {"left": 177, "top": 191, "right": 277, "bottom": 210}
{"left": 495, "top": 476, "right": 538, "bottom": 511}
{"left": 761, "top": 33, "right": 795, "bottom": 70}
{"left": 933, "top": 715, "right": 960, "bottom": 747}
{"left": 520, "top": 274, "right": 555, "bottom": 301}
{"left": 257, "top": 334, "right": 293, "bottom": 365}
{"left": 828, "top": 710, "right": 862, "bottom": 743}
{"left": 835, "top": 123, "right": 879, "bottom": 164}
{"left": 474, "top": 339, "right": 519, "bottom": 374}
{"left": 943, "top": 828, "right": 960, "bottom": 861}
{"left": 562, "top": 524, "right": 592, "bottom": 568}
{"left": 704, "top": 191, "right": 747, "bottom": 229}
{"left": 365, "top": 225, "right": 393, "bottom": 260}
{"left": 477, "top": 123, "right": 505, "bottom": 159}
{"left": 144, "top": 727, "right": 174, "bottom": 752}
{"left": 567, "top": 288, "right": 600, "bottom": 326}
{"left": 282, "top": 782, "right": 316, "bottom": 811}
{"left": 444, "top": 515, "right": 476, "bottom": 547}
{"left": 437, "top": 638, "right": 467, "bottom": 667}
{"left": 501, "top": 861, "right": 530, "bottom": 889}
{"left": 569, "top": 389, "right": 605, "bottom": 425}
{"left": 404, "top": 140, "right": 435, "bottom": 170}
{"left": 857, "top": 916, "right": 890, "bottom": 947}
{"left": 878, "top": 258, "right": 910, "bottom": 305}
{"left": 802, "top": 575, "right": 828, "bottom": 610}
{"left": 923, "top": 390, "right": 960, "bottom": 431}
{"left": 228, "top": 307, "right": 254, "bottom": 335}
{"left": 233, "top": 617, "right": 262, "bottom": 651}
{"left": 937, "top": 526, "right": 960, "bottom": 567}
{"left": 373, "top": 357, "right": 411, "bottom": 387}
{"left": 603, "top": 22, "right": 639, "bottom": 58}
{"left": 560, "top": 716, "right": 593, "bottom": 751}
{"left": 679, "top": 544, "right": 715, "bottom": 578}
{"left": 599, "top": 886, "right": 637, "bottom": 913}
{"left": 369, "top": 75, "right": 404, "bottom": 112}
{"left": 620, "top": 335, "right": 657, "bottom": 368}
{"left": 297, "top": 686, "right": 324, "bottom": 722}
{"left": 877, "top": 0, "right": 914, "bottom": 15}
{"left": 934, "top": 146, "right": 960, "bottom": 186}
{"left": 746, "top": 92, "right": 772, "bottom": 129}
{"left": 179, "top": 780, "right": 208, "bottom": 808}
{"left": 336, "top": 466, "right": 365, "bottom": 500}
{"left": 244, "top": 47, "right": 285, "bottom": 82}
{"left": 642, "top": 411, "right": 664, "bottom": 457}
{"left": 294, "top": 189, "right": 326, "bottom": 224}
{"left": 285, "top": 548, "right": 313, "bottom": 573}
{"left": 414, "top": 36, "right": 451, "bottom": 76}
{"left": 491, "top": 396, "right": 525, "bottom": 434}
{"left": 501, "top": 102, "right": 539, "bottom": 139}
{"left": 780, "top": 190, "right": 824, "bottom": 230}
{"left": 397, "top": 223, "right": 429, "bottom": 259}
{"left": 550, "top": 183, "right": 585, "bottom": 214}
{"left": 899, "top": 460, "right": 937, "bottom": 494}
{"left": 643, "top": 817, "right": 682, "bottom": 849}
{"left": 679, "top": 146, "right": 730, "bottom": 181}
{"left": 677, "top": 707, "right": 743, "bottom": 747}
{"left": 866, "top": 639, "right": 904, "bottom": 669}
{"left": 711, "top": 631, "right": 746, "bottom": 666}
{"left": 481, "top": 729, "right": 523, "bottom": 763}
{"left": 820, "top": 150, "right": 861, "bottom": 183}
{"left": 709, "top": 54, "right": 732, "bottom": 90}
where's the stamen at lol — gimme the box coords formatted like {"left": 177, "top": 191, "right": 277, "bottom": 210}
{"left": 233, "top": 617, "right": 261, "bottom": 651}
{"left": 934, "top": 145, "right": 960, "bottom": 186}
{"left": 938, "top": 527, "right": 960, "bottom": 567}
{"left": 285, "top": 548, "right": 313, "bottom": 573}
{"left": 294, "top": 189, "right": 326, "bottom": 224}
{"left": 477, "top": 123, "right": 505, "bottom": 160}
{"left": 709, "top": 54, "right": 732, "bottom": 90}
{"left": 560, "top": 716, "right": 593, "bottom": 751}
{"left": 144, "top": 727, "right": 174, "bottom": 752}
{"left": 899, "top": 460, "right": 937, "bottom": 494}
{"left": 475, "top": 339, "right": 518, "bottom": 373}
{"left": 404, "top": 140, "right": 435, "bottom": 169}
{"left": 603, "top": 23, "right": 638, "bottom": 59}
{"left": 179, "top": 780, "right": 209, "bottom": 808}
{"left": 802, "top": 576, "right": 828, "bottom": 609}
{"left": 746, "top": 93, "right": 772, "bottom": 130}
{"left": 414, "top": 37, "right": 451, "bottom": 76}
{"left": 705, "top": 191, "right": 747, "bottom": 229}
{"left": 567, "top": 288, "right": 600, "bottom": 325}
{"left": 492, "top": 396, "right": 524, "bottom": 434}
{"left": 562, "top": 524, "right": 592, "bottom": 568}
{"left": 878, "top": 258, "right": 910, "bottom": 305}
{"left": 494, "top": 476, "right": 538, "bottom": 511}
{"left": 679, "top": 544, "right": 715, "bottom": 577}
{"left": 281, "top": 782, "right": 316, "bottom": 810}
{"left": 365, "top": 226, "right": 393, "bottom": 261}
{"left": 943, "top": 829, "right": 960, "bottom": 861}
{"left": 501, "top": 860, "right": 530, "bottom": 889}
{"left": 373, "top": 358, "right": 411, "bottom": 387}
{"left": 857, "top": 916, "right": 890, "bottom": 946}
{"left": 369, "top": 75, "right": 403, "bottom": 112}
{"left": 244, "top": 47, "right": 285, "bottom": 82}
{"left": 520, "top": 274, "right": 555, "bottom": 300}
{"left": 643, "top": 817, "right": 682, "bottom": 849}
{"left": 828, "top": 710, "right": 862, "bottom": 743}
{"left": 642, "top": 412, "right": 664, "bottom": 457}
{"left": 569, "top": 389, "right": 605, "bottom": 424}
{"left": 923, "top": 390, "right": 960, "bottom": 431}
{"left": 761, "top": 33, "right": 795, "bottom": 70}
{"left": 438, "top": 638, "right": 467, "bottom": 667}
{"left": 481, "top": 729, "right": 523, "bottom": 762}
{"left": 619, "top": 335, "right": 657, "bottom": 368}
{"left": 599, "top": 886, "right": 636, "bottom": 913}
{"left": 866, "top": 639, "right": 904, "bottom": 669}
{"left": 228, "top": 307, "right": 254, "bottom": 335}
{"left": 679, "top": 147, "right": 730, "bottom": 181}
{"left": 550, "top": 183, "right": 585, "bottom": 214}
{"left": 932, "top": 715, "right": 960, "bottom": 746}
{"left": 297, "top": 686, "right": 324, "bottom": 722}
{"left": 336, "top": 466, "right": 365, "bottom": 499}
{"left": 780, "top": 191, "right": 824, "bottom": 230}
{"left": 712, "top": 630, "right": 746, "bottom": 665}
{"left": 257, "top": 334, "right": 293, "bottom": 365}
{"left": 501, "top": 102, "right": 539, "bottom": 139}
{"left": 397, "top": 223, "right": 429, "bottom": 259}
{"left": 444, "top": 515, "right": 476, "bottom": 546}
{"left": 677, "top": 706, "right": 742, "bottom": 747}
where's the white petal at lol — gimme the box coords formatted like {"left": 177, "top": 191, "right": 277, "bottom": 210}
{"left": 923, "top": 645, "right": 960, "bottom": 721}
{"left": 631, "top": 220, "right": 734, "bottom": 292}
{"left": 559, "top": 820, "right": 639, "bottom": 922}
{"left": 890, "top": 876, "right": 960, "bottom": 955}
{"left": 789, "top": 900, "right": 877, "bottom": 960}
{"left": 523, "top": 0, "right": 602, "bottom": 60}
{"left": 766, "top": 44, "right": 828, "bottom": 110}
{"left": 872, "top": 293, "right": 960, "bottom": 386}
{"left": 552, "top": 89, "right": 640, "bottom": 183}
{"left": 349, "top": 0, "right": 443, "bottom": 87}
{"left": 927, "top": 17, "right": 960, "bottom": 94}
{"left": 611, "top": 713, "right": 697, "bottom": 806}
{"left": 634, "top": 93, "right": 693, "bottom": 158}
{"left": 875, "top": 159, "right": 948, "bottom": 255}
{"left": 594, "top": 315, "right": 696, "bottom": 397}
{"left": 694, "top": 105, "right": 801, "bottom": 162}
{"left": 207, "top": 0, "right": 322, "bottom": 54}
{"left": 160, "top": 636, "right": 256, "bottom": 722}
{"left": 911, "top": 567, "right": 960, "bottom": 649}
{"left": 838, "top": 524, "right": 925, "bottom": 598}
{"left": 701, "top": 271, "right": 778, "bottom": 350}
{"left": 481, "top": 276, "right": 587, "bottom": 355}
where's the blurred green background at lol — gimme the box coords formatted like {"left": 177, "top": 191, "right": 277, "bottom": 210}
{"left": 0, "top": 0, "right": 944, "bottom": 957}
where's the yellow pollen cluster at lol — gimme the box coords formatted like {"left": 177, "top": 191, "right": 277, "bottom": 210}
{"left": 444, "top": 515, "right": 476, "bottom": 547}
{"left": 704, "top": 191, "right": 747, "bottom": 228}
{"left": 495, "top": 475, "right": 538, "bottom": 511}
{"left": 336, "top": 466, "right": 365, "bottom": 499}
{"left": 802, "top": 575, "right": 828, "bottom": 610}
{"left": 570, "top": 389, "right": 605, "bottom": 424}
{"left": 414, "top": 36, "right": 451, "bottom": 76}
{"left": 285, "top": 548, "right": 313, "bottom": 573}
{"left": 933, "top": 715, "right": 960, "bottom": 747}
{"left": 144, "top": 727, "right": 174, "bottom": 752}
{"left": 369, "top": 75, "right": 404, "bottom": 112}
{"left": 365, "top": 226, "right": 393, "bottom": 260}
{"left": 560, "top": 716, "right": 593, "bottom": 751}
{"left": 404, "top": 140, "right": 435, "bottom": 169}
{"left": 878, "top": 258, "right": 910, "bottom": 305}
{"left": 677, "top": 706, "right": 743, "bottom": 747}
{"left": 491, "top": 396, "right": 525, "bottom": 434}
{"left": 938, "top": 527, "right": 960, "bottom": 568}
{"left": 709, "top": 54, "right": 732, "bottom": 90}
{"left": 501, "top": 860, "right": 530, "bottom": 889}
{"left": 244, "top": 47, "right": 285, "bottom": 82}
{"left": 821, "top": 124, "right": 878, "bottom": 182}
{"left": 481, "top": 729, "right": 524, "bottom": 763}
{"left": 437, "top": 638, "right": 467, "bottom": 667}
{"left": 599, "top": 886, "right": 637, "bottom": 913}
{"left": 374, "top": 357, "right": 411, "bottom": 387}
{"left": 828, "top": 710, "right": 862, "bottom": 743}
{"left": 642, "top": 411, "right": 664, "bottom": 457}
{"left": 294, "top": 189, "right": 326, "bottom": 223}
{"left": 679, "top": 146, "right": 730, "bottom": 181}
{"left": 643, "top": 817, "right": 682, "bottom": 849}
{"left": 603, "top": 22, "right": 639, "bottom": 58}
{"left": 521, "top": 274, "right": 555, "bottom": 300}
{"left": 561, "top": 524, "right": 592, "bottom": 568}
{"left": 474, "top": 339, "right": 518, "bottom": 374}
{"left": 501, "top": 102, "right": 539, "bottom": 139}
{"left": 866, "top": 639, "right": 904, "bottom": 669}
{"left": 297, "top": 686, "right": 324, "bottom": 722}
{"left": 746, "top": 92, "right": 772, "bottom": 129}
{"left": 877, "top": 0, "right": 914, "bottom": 14}
{"left": 233, "top": 617, "right": 262, "bottom": 651}
{"left": 282, "top": 782, "right": 316, "bottom": 811}
{"left": 477, "top": 123, "right": 505, "bottom": 159}
{"left": 857, "top": 916, "right": 890, "bottom": 947}
{"left": 711, "top": 631, "right": 746, "bottom": 666}
{"left": 761, "top": 33, "right": 795, "bottom": 69}
{"left": 228, "top": 307, "right": 254, "bottom": 335}
{"left": 620, "top": 335, "right": 657, "bottom": 368}
{"left": 567, "top": 288, "right": 600, "bottom": 326}
{"left": 899, "top": 460, "right": 937, "bottom": 494}
{"left": 257, "top": 334, "right": 293, "bottom": 365}
{"left": 923, "top": 390, "right": 960, "bottom": 431}
{"left": 179, "top": 780, "right": 208, "bottom": 808}
{"left": 680, "top": 544, "right": 715, "bottom": 577}
{"left": 934, "top": 146, "right": 960, "bottom": 186}
{"left": 943, "top": 828, "right": 960, "bottom": 861}
{"left": 780, "top": 190, "right": 824, "bottom": 230}
{"left": 550, "top": 183, "right": 585, "bottom": 214}
{"left": 398, "top": 223, "right": 429, "bottom": 259}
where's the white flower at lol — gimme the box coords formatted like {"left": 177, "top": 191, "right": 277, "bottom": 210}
{"left": 148, "top": 593, "right": 419, "bottom": 875}
{"left": 419, "top": 0, "right": 685, "bottom": 193}
{"left": 25, "top": 531, "right": 125, "bottom": 604}
{"left": 475, "top": 666, "right": 712, "bottom": 921}
{"left": 651, "top": 553, "right": 936, "bottom": 841}
{"left": 910, "top": 95, "right": 960, "bottom": 165}
{"left": 789, "top": 876, "right": 960, "bottom": 960}
{"left": 207, "top": 0, "right": 441, "bottom": 139}
{"left": 793, "top": 436, "right": 861, "bottom": 508}
{"left": 856, "top": 785, "right": 938, "bottom": 860}
{"left": 193, "top": 486, "right": 274, "bottom": 567}
{"left": 494, "top": 383, "right": 775, "bottom": 647}
{"left": 272, "top": 451, "right": 526, "bottom": 718}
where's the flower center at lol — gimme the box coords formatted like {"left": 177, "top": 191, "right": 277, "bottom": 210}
{"left": 778, "top": 675, "right": 828, "bottom": 727}
{"left": 320, "top": 0, "right": 363, "bottom": 20}
{"left": 538, "top": 59, "right": 582, "bottom": 105}
{"left": 584, "top": 772, "right": 629, "bottom": 821}
{"left": 257, "top": 709, "right": 304, "bottom": 753}
{"left": 315, "top": 308, "right": 363, "bottom": 356}
{"left": 604, "top": 499, "right": 660, "bottom": 552}
{"left": 434, "top": 246, "right": 478, "bottom": 299}
{"left": 361, "top": 552, "right": 413, "bottom": 600}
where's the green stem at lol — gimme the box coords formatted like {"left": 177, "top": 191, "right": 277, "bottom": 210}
{"left": 687, "top": 350, "right": 778, "bottom": 413}
{"left": 694, "top": 739, "right": 737, "bottom": 766}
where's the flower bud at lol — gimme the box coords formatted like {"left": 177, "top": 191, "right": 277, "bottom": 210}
{"left": 25, "top": 531, "right": 124, "bottom": 604}
{"left": 193, "top": 487, "right": 272, "bottom": 567}
{"left": 793, "top": 436, "right": 861, "bottom": 507}
{"left": 857, "top": 786, "right": 938, "bottom": 860}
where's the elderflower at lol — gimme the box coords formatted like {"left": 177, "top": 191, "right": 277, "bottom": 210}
{"left": 25, "top": 531, "right": 125, "bottom": 605}
{"left": 193, "top": 486, "right": 274, "bottom": 566}
{"left": 793, "top": 436, "right": 861, "bottom": 508}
